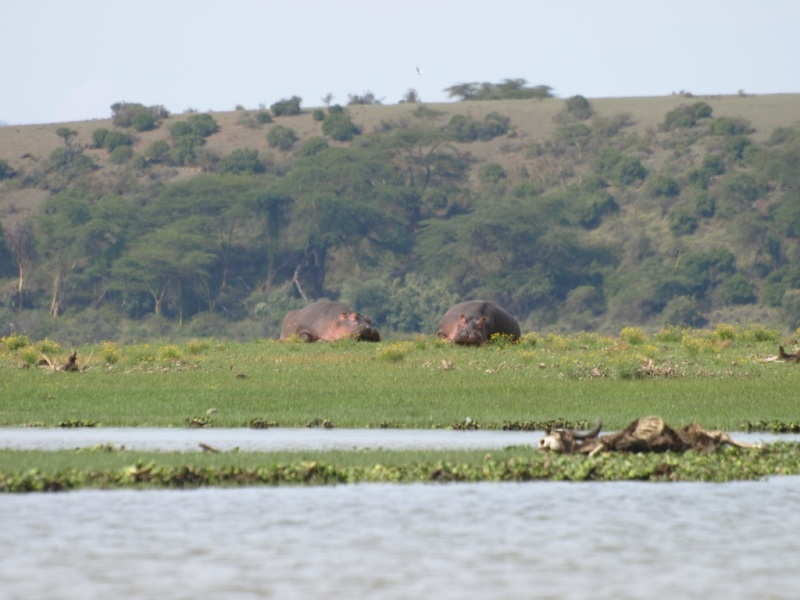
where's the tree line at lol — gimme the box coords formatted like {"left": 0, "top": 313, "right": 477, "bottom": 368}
{"left": 2, "top": 89, "right": 800, "bottom": 342}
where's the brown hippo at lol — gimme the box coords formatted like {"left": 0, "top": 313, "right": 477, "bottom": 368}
{"left": 437, "top": 300, "right": 521, "bottom": 345}
{"left": 279, "top": 301, "right": 381, "bottom": 342}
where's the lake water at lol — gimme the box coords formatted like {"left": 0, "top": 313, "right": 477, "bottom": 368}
{"left": 3, "top": 429, "right": 800, "bottom": 598}
{"left": 1, "top": 427, "right": 796, "bottom": 452}
{"left": 2, "top": 478, "right": 800, "bottom": 599}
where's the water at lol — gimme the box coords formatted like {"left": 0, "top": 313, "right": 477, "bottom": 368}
{"left": 3, "top": 428, "right": 800, "bottom": 599}
{"left": 2, "top": 479, "right": 800, "bottom": 599}
{"left": 1, "top": 427, "right": 796, "bottom": 452}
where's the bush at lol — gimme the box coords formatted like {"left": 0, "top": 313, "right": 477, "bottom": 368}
{"left": 131, "top": 111, "right": 156, "bottom": 132}
{"left": 266, "top": 126, "right": 298, "bottom": 151}
{"left": 144, "top": 140, "right": 171, "bottom": 164}
{"left": 299, "top": 137, "right": 329, "bottom": 157}
{"left": 256, "top": 111, "right": 273, "bottom": 124}
{"left": 662, "top": 296, "right": 707, "bottom": 328}
{"left": 722, "top": 274, "right": 756, "bottom": 305}
{"left": 270, "top": 96, "right": 302, "bottom": 117}
{"left": 92, "top": 128, "right": 109, "bottom": 148}
{"left": 446, "top": 112, "right": 510, "bottom": 143}
{"left": 662, "top": 102, "right": 713, "bottom": 131}
{"left": 613, "top": 156, "right": 648, "bottom": 186}
{"left": 710, "top": 117, "right": 752, "bottom": 136}
{"left": 171, "top": 114, "right": 218, "bottom": 139}
{"left": 102, "top": 130, "right": 132, "bottom": 152}
{"left": 0, "top": 159, "right": 13, "bottom": 180}
{"left": 648, "top": 174, "right": 680, "bottom": 197}
{"left": 479, "top": 163, "right": 506, "bottom": 185}
{"left": 669, "top": 208, "right": 698, "bottom": 236}
{"left": 694, "top": 192, "right": 716, "bottom": 218}
{"left": 218, "top": 149, "right": 265, "bottom": 174}
{"left": 108, "top": 145, "right": 133, "bottom": 164}
{"left": 312, "top": 109, "right": 325, "bottom": 122}
{"left": 321, "top": 113, "right": 360, "bottom": 141}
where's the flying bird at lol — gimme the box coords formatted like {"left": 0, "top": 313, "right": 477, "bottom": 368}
{"left": 416, "top": 66, "right": 424, "bottom": 75}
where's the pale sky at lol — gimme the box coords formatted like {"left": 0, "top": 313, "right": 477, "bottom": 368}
{"left": 2, "top": 0, "right": 798, "bottom": 125}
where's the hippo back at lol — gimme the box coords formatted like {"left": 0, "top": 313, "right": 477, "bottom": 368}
{"left": 280, "top": 301, "right": 380, "bottom": 342}
{"left": 437, "top": 300, "right": 520, "bottom": 345}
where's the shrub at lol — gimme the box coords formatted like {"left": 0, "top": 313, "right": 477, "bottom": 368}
{"left": 479, "top": 163, "right": 506, "bottom": 184}
{"left": 619, "top": 326, "right": 647, "bottom": 345}
{"left": 102, "top": 130, "right": 132, "bottom": 152}
{"left": 299, "top": 137, "right": 329, "bottom": 157}
{"left": 321, "top": 112, "right": 360, "bottom": 141}
{"left": 0, "top": 159, "right": 13, "bottom": 180}
{"left": 613, "top": 156, "right": 648, "bottom": 186}
{"left": 108, "top": 145, "right": 133, "bottom": 164}
{"left": 144, "top": 140, "right": 171, "bottom": 164}
{"left": 92, "top": 128, "right": 109, "bottom": 148}
{"left": 694, "top": 192, "right": 716, "bottom": 218}
{"left": 256, "top": 111, "right": 273, "bottom": 124}
{"left": 2, "top": 334, "right": 30, "bottom": 350}
{"left": 312, "top": 109, "right": 325, "bottom": 122}
{"left": 218, "top": 149, "right": 265, "bottom": 174}
{"left": 709, "top": 117, "right": 752, "bottom": 136}
{"left": 662, "top": 102, "right": 713, "bottom": 131}
{"left": 722, "top": 274, "right": 756, "bottom": 305}
{"left": 270, "top": 96, "right": 302, "bottom": 117}
{"left": 648, "top": 174, "right": 680, "bottom": 197}
{"left": 131, "top": 111, "right": 156, "bottom": 132}
{"left": 662, "top": 296, "right": 707, "bottom": 328}
{"left": 669, "top": 208, "right": 698, "bottom": 236}
{"left": 266, "top": 126, "right": 298, "bottom": 151}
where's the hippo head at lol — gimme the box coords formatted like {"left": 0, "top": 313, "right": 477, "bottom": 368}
{"left": 337, "top": 311, "right": 381, "bottom": 342}
{"left": 452, "top": 314, "right": 489, "bottom": 345}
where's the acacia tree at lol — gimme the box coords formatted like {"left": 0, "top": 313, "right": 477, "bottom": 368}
{"left": 113, "top": 227, "right": 215, "bottom": 322}
{"left": 6, "top": 221, "right": 36, "bottom": 312}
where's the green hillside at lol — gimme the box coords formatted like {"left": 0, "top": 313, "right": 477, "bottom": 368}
{"left": 1, "top": 91, "right": 800, "bottom": 343}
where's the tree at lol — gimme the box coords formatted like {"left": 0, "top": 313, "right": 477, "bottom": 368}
{"left": 266, "top": 126, "right": 298, "bottom": 151}
{"left": 218, "top": 149, "right": 265, "bottom": 174}
{"left": 270, "top": 96, "right": 302, "bottom": 117}
{"left": 114, "top": 227, "right": 215, "bottom": 322}
{"left": 321, "top": 112, "right": 360, "bottom": 141}
{"left": 444, "top": 79, "right": 553, "bottom": 101}
{"left": 6, "top": 222, "right": 36, "bottom": 311}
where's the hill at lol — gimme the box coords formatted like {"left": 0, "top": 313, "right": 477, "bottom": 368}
{"left": 1, "top": 92, "right": 800, "bottom": 342}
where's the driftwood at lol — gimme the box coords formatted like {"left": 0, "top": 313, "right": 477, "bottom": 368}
{"left": 539, "top": 416, "right": 759, "bottom": 455}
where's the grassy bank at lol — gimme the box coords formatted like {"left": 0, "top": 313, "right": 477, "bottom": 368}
{"left": 3, "top": 443, "right": 800, "bottom": 492}
{"left": 2, "top": 326, "right": 799, "bottom": 431}
{"left": 3, "top": 325, "right": 800, "bottom": 491}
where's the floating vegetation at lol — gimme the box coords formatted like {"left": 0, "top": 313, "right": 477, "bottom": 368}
{"left": 4, "top": 444, "right": 800, "bottom": 492}
{"left": 740, "top": 420, "right": 800, "bottom": 433}
{"left": 249, "top": 418, "right": 279, "bottom": 429}
{"left": 186, "top": 416, "right": 213, "bottom": 428}
{"left": 502, "top": 419, "right": 592, "bottom": 431}
{"left": 307, "top": 418, "right": 335, "bottom": 429}
{"left": 58, "top": 419, "right": 99, "bottom": 428}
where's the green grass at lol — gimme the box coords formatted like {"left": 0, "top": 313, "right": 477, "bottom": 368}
{"left": 4, "top": 328, "right": 800, "bottom": 491}
{"left": 1, "top": 330, "right": 799, "bottom": 430}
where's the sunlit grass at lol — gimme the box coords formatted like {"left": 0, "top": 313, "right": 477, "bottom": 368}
{"left": 0, "top": 329, "right": 798, "bottom": 430}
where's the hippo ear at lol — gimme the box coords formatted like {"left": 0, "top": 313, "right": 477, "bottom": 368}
{"left": 476, "top": 316, "right": 487, "bottom": 328}
{"left": 459, "top": 313, "right": 467, "bottom": 325}
{"left": 348, "top": 312, "right": 359, "bottom": 322}
{"left": 338, "top": 311, "right": 349, "bottom": 322}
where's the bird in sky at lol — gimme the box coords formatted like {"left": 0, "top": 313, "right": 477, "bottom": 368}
{"left": 416, "top": 66, "right": 424, "bottom": 75}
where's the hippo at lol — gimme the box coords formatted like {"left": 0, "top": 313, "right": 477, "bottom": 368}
{"left": 437, "top": 300, "right": 521, "bottom": 345}
{"left": 279, "top": 301, "right": 381, "bottom": 342}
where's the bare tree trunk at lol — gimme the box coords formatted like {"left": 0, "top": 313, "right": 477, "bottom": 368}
{"left": 291, "top": 264, "right": 308, "bottom": 303}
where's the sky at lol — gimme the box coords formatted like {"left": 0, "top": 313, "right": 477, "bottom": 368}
{"left": 2, "top": 0, "right": 799, "bottom": 125}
